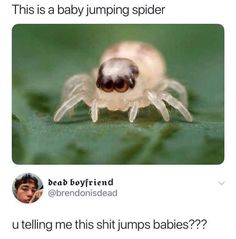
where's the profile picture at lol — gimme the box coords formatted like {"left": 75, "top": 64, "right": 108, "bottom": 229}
{"left": 12, "top": 24, "right": 224, "bottom": 164}
{"left": 13, "top": 173, "right": 43, "bottom": 203}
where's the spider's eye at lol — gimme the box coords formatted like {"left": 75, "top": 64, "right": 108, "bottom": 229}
{"left": 114, "top": 78, "right": 129, "bottom": 93}
{"left": 96, "top": 75, "right": 114, "bottom": 93}
{"left": 101, "top": 79, "right": 114, "bottom": 92}
{"left": 130, "top": 65, "right": 139, "bottom": 77}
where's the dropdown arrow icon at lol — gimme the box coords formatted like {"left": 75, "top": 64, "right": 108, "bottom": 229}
{"left": 218, "top": 181, "right": 225, "bottom": 185}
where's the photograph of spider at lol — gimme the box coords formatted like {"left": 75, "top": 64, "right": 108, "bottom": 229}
{"left": 54, "top": 41, "right": 192, "bottom": 123}
{"left": 12, "top": 24, "right": 224, "bottom": 164}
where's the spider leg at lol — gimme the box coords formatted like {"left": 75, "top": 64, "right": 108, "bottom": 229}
{"left": 63, "top": 83, "right": 83, "bottom": 117}
{"left": 53, "top": 93, "right": 83, "bottom": 122}
{"left": 61, "top": 74, "right": 91, "bottom": 116}
{"left": 146, "top": 91, "right": 170, "bottom": 121}
{"left": 62, "top": 74, "right": 90, "bottom": 101}
{"left": 91, "top": 99, "right": 99, "bottom": 123}
{"left": 54, "top": 74, "right": 97, "bottom": 122}
{"left": 129, "top": 102, "right": 139, "bottom": 123}
{"left": 158, "top": 79, "right": 188, "bottom": 107}
{"left": 160, "top": 92, "right": 192, "bottom": 122}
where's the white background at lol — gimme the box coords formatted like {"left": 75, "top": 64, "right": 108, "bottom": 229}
{"left": 0, "top": 0, "right": 235, "bottom": 238}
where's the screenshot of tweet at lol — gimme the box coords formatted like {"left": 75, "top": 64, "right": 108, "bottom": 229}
{"left": 0, "top": 0, "right": 235, "bottom": 238}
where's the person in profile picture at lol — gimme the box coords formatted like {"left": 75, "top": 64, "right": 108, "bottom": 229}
{"left": 13, "top": 173, "right": 43, "bottom": 203}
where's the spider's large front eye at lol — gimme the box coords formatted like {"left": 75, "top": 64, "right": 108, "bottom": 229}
{"left": 101, "top": 79, "right": 114, "bottom": 92}
{"left": 114, "top": 78, "right": 129, "bottom": 93}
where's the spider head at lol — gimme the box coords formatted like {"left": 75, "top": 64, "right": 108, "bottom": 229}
{"left": 96, "top": 58, "right": 139, "bottom": 93}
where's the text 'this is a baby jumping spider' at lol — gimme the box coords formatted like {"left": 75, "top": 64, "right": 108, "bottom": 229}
{"left": 54, "top": 41, "right": 193, "bottom": 123}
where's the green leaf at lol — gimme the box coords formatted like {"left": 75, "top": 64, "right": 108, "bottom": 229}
{"left": 12, "top": 24, "right": 224, "bottom": 164}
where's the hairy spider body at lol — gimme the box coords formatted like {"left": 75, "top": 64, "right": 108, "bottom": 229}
{"left": 54, "top": 41, "right": 192, "bottom": 123}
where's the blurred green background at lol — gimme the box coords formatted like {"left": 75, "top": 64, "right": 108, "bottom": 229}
{"left": 12, "top": 24, "right": 224, "bottom": 164}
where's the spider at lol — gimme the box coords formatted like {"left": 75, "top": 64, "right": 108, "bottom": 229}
{"left": 53, "top": 41, "right": 192, "bottom": 123}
